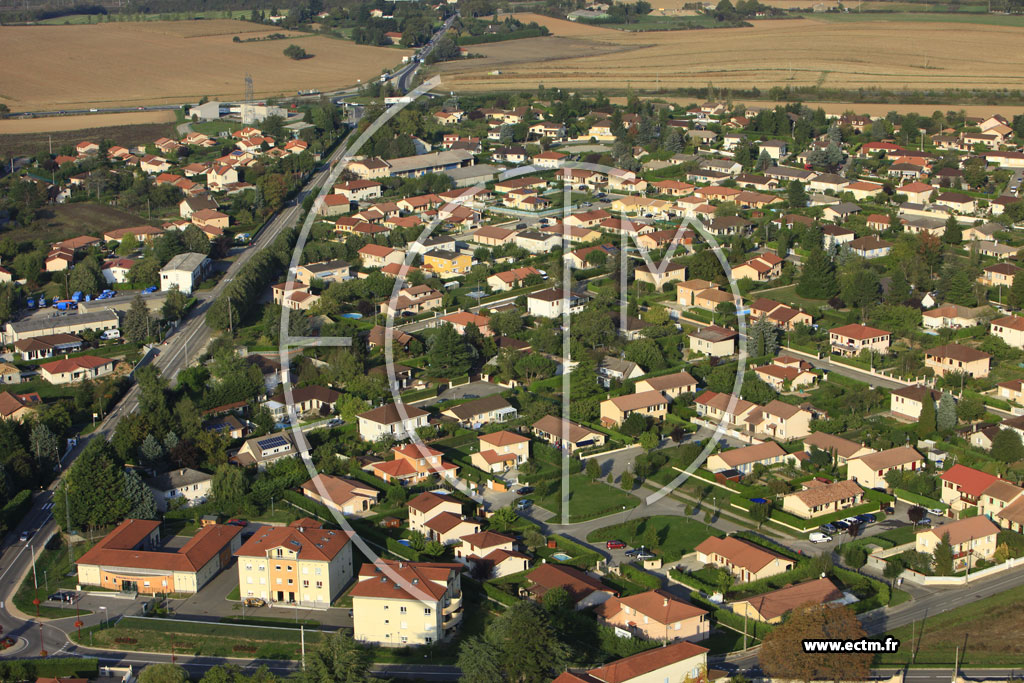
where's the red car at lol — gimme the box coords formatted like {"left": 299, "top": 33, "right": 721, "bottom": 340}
{"left": 227, "top": 519, "right": 248, "bottom": 527}
{"left": 606, "top": 540, "right": 627, "bottom": 550}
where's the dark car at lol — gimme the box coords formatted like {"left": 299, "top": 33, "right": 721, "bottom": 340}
{"left": 820, "top": 523, "right": 838, "bottom": 534}
{"left": 516, "top": 486, "right": 534, "bottom": 495}
{"left": 606, "top": 540, "right": 627, "bottom": 550}
{"left": 625, "top": 547, "right": 653, "bottom": 558}
{"left": 832, "top": 520, "right": 850, "bottom": 530}
{"left": 516, "top": 498, "right": 533, "bottom": 511}
{"left": 856, "top": 513, "right": 877, "bottom": 525}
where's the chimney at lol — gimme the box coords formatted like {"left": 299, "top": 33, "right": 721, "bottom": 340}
{"left": 663, "top": 597, "right": 669, "bottom": 607}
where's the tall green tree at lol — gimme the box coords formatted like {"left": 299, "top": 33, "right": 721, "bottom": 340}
{"left": 786, "top": 180, "right": 808, "bottom": 208}
{"left": 53, "top": 439, "right": 129, "bottom": 531}
{"left": 917, "top": 395, "right": 936, "bottom": 439}
{"left": 124, "top": 295, "right": 154, "bottom": 342}
{"left": 29, "top": 423, "right": 59, "bottom": 470}
{"left": 990, "top": 428, "right": 1024, "bottom": 465}
{"left": 138, "top": 664, "right": 188, "bottom": 683}
{"left": 795, "top": 247, "right": 838, "bottom": 299}
{"left": 932, "top": 531, "right": 954, "bottom": 576}
{"left": 457, "top": 601, "right": 571, "bottom": 683}
{"left": 161, "top": 286, "right": 189, "bottom": 321}
{"left": 942, "top": 214, "right": 962, "bottom": 245}
{"left": 427, "top": 323, "right": 472, "bottom": 377}
{"left": 123, "top": 468, "right": 157, "bottom": 519}
{"left": 937, "top": 392, "right": 957, "bottom": 431}
{"left": 303, "top": 632, "right": 373, "bottom": 683}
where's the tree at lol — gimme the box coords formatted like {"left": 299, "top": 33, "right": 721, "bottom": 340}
{"left": 427, "top": 323, "right": 471, "bottom": 377}
{"left": 182, "top": 224, "right": 211, "bottom": 255}
{"left": 750, "top": 501, "right": 772, "bottom": 527}
{"left": 138, "top": 664, "right": 189, "bottom": 683}
{"left": 68, "top": 259, "right": 105, "bottom": 297}
{"left": 908, "top": 505, "right": 926, "bottom": 527}
{"left": 124, "top": 295, "right": 153, "bottom": 343}
{"left": 621, "top": 471, "right": 635, "bottom": 490}
{"left": 755, "top": 148, "right": 772, "bottom": 171}
{"left": 303, "top": 631, "right": 373, "bottom": 683}
{"left": 489, "top": 506, "right": 518, "bottom": 532}
{"left": 759, "top": 604, "right": 871, "bottom": 683}
{"left": 795, "top": 247, "right": 838, "bottom": 299}
{"left": 284, "top": 44, "right": 309, "bottom": 60}
{"left": 990, "top": 428, "right": 1024, "bottom": 465}
{"left": 586, "top": 457, "right": 600, "bottom": 480}
{"left": 139, "top": 433, "right": 164, "bottom": 466}
{"left": 787, "top": 181, "right": 808, "bottom": 209}
{"left": 123, "top": 468, "right": 157, "bottom": 519}
{"left": 942, "top": 214, "right": 962, "bottom": 245}
{"left": 937, "top": 392, "right": 957, "bottom": 431}
{"left": 29, "top": 423, "right": 59, "bottom": 469}
{"left": 161, "top": 285, "right": 189, "bottom": 321}
{"left": 53, "top": 439, "right": 129, "bottom": 531}
{"left": 212, "top": 463, "right": 248, "bottom": 509}
{"left": 457, "top": 601, "right": 571, "bottom": 683}
{"left": 917, "top": 395, "right": 936, "bottom": 439}
{"left": 117, "top": 233, "right": 140, "bottom": 257}
{"left": 933, "top": 531, "right": 954, "bottom": 576}
{"left": 1009, "top": 267, "right": 1024, "bottom": 309}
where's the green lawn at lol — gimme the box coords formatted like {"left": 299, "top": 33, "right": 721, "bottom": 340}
{"left": 586, "top": 515, "right": 712, "bottom": 562}
{"left": 756, "top": 283, "right": 828, "bottom": 312}
{"left": 874, "top": 583, "right": 1024, "bottom": 667}
{"left": 533, "top": 474, "right": 639, "bottom": 523}
{"left": 14, "top": 539, "right": 95, "bottom": 619}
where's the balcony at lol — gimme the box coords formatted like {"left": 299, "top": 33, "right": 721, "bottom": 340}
{"left": 443, "top": 609, "right": 463, "bottom": 629}
{"left": 443, "top": 594, "right": 462, "bottom": 615}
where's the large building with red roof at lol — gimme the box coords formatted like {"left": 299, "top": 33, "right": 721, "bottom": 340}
{"left": 76, "top": 519, "right": 242, "bottom": 594}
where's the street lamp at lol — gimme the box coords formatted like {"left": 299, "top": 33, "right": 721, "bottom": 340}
{"left": 99, "top": 605, "right": 107, "bottom": 627}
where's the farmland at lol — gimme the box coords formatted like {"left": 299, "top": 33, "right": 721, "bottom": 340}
{"left": 0, "top": 20, "right": 411, "bottom": 112}
{"left": 0, "top": 111, "right": 176, "bottom": 135}
{"left": 2, "top": 204, "right": 150, "bottom": 245}
{"left": 436, "top": 14, "right": 1024, "bottom": 94}
{"left": 0, "top": 120, "right": 176, "bottom": 158}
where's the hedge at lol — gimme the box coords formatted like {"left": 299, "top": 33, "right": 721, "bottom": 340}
{"left": 1, "top": 489, "right": 32, "bottom": 533}
{"left": 457, "top": 28, "right": 548, "bottom": 45}
{"left": 893, "top": 488, "right": 946, "bottom": 510}
{"left": 552, "top": 535, "right": 602, "bottom": 569}
{"left": 481, "top": 581, "right": 519, "bottom": 607}
{"left": 621, "top": 563, "right": 662, "bottom": 591}
{"left": 0, "top": 658, "right": 99, "bottom": 678}
{"left": 669, "top": 568, "right": 716, "bottom": 594}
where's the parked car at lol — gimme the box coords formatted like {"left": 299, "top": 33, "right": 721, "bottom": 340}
{"left": 605, "top": 540, "right": 627, "bottom": 550}
{"left": 918, "top": 517, "right": 933, "bottom": 527}
{"left": 856, "top": 513, "right": 877, "bottom": 525}
{"left": 927, "top": 508, "right": 944, "bottom": 517}
{"left": 516, "top": 498, "right": 533, "bottom": 511}
{"left": 832, "top": 520, "right": 850, "bottom": 530}
{"left": 625, "top": 547, "right": 654, "bottom": 559}
{"left": 143, "top": 286, "right": 158, "bottom": 294}
{"left": 516, "top": 486, "right": 534, "bottom": 495}
{"left": 842, "top": 517, "right": 861, "bottom": 526}
{"left": 809, "top": 532, "right": 833, "bottom": 544}
{"left": 819, "top": 523, "right": 838, "bottom": 534}
{"left": 227, "top": 519, "right": 248, "bottom": 527}
{"left": 18, "top": 531, "right": 30, "bottom": 542}
{"left": 883, "top": 506, "right": 895, "bottom": 515}
{"left": 243, "top": 597, "right": 267, "bottom": 608}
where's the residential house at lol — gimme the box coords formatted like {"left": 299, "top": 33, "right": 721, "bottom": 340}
{"left": 829, "top": 324, "right": 890, "bottom": 357}
{"left": 13, "top": 333, "right": 82, "bottom": 361}
{"left": 356, "top": 403, "right": 429, "bottom": 441}
{"left": 935, "top": 192, "right": 977, "bottom": 214}
{"left": 924, "top": 343, "right": 991, "bottom": 378}
{"left": 551, "top": 641, "right": 709, "bottom": 683}
{"left": 442, "top": 395, "right": 517, "bottom": 427}
{"left": 846, "top": 446, "right": 924, "bottom": 489}
{"left": 438, "top": 311, "right": 491, "bottom": 337}
{"left": 730, "top": 578, "right": 845, "bottom": 624}
{"left": 981, "top": 479, "right": 1024, "bottom": 527}
{"left": 407, "top": 492, "right": 464, "bottom": 535}
{"left": 634, "top": 371, "right": 697, "bottom": 399}
{"left": 0, "top": 392, "right": 39, "bottom": 422}
{"left": 532, "top": 415, "right": 606, "bottom": 454}
{"left": 694, "top": 536, "right": 794, "bottom": 583}
{"left": 847, "top": 235, "right": 893, "bottom": 259}
{"left": 367, "top": 444, "right": 458, "bottom": 486}
{"left": 599, "top": 391, "right": 669, "bottom": 427}
{"left": 745, "top": 400, "right": 813, "bottom": 440}
{"left": 597, "top": 356, "right": 645, "bottom": 388}
{"left": 422, "top": 249, "right": 471, "bottom": 278}
{"left": 922, "top": 304, "right": 988, "bottom": 330}
{"left": 705, "top": 441, "right": 793, "bottom": 475}
{"left": 525, "top": 564, "right": 615, "bottom": 610}
{"left": 39, "top": 355, "right": 116, "bottom": 384}
{"left": 940, "top": 464, "right": 999, "bottom": 512}
{"left": 301, "top": 474, "right": 379, "bottom": 516}
{"left": 693, "top": 391, "right": 757, "bottom": 433}
{"left": 596, "top": 589, "right": 709, "bottom": 642}
{"left": 752, "top": 356, "right": 816, "bottom": 391}
{"left": 144, "top": 468, "right": 212, "bottom": 512}
{"left": 890, "top": 385, "right": 940, "bottom": 420}
{"left": 802, "top": 432, "right": 874, "bottom": 466}
{"left": 350, "top": 559, "right": 464, "bottom": 646}
{"left": 527, "top": 288, "right": 585, "bottom": 319}
{"left": 472, "top": 430, "right": 530, "bottom": 473}
{"left": 731, "top": 253, "right": 784, "bottom": 282}
{"left": 748, "top": 299, "right": 812, "bottom": 331}
{"left": 457, "top": 532, "right": 529, "bottom": 579}
{"left": 781, "top": 480, "right": 865, "bottom": 519}
{"left": 487, "top": 266, "right": 542, "bottom": 292}
{"left": 979, "top": 263, "right": 1021, "bottom": 288}
{"left": 915, "top": 516, "right": 999, "bottom": 570}
{"left": 688, "top": 325, "right": 738, "bottom": 357}
{"left": 295, "top": 259, "right": 351, "bottom": 286}
{"left": 234, "top": 431, "right": 301, "bottom": 469}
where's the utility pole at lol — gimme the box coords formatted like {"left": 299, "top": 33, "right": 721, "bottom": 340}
{"left": 301, "top": 624, "right": 306, "bottom": 670}
{"left": 31, "top": 543, "right": 38, "bottom": 589}
{"left": 66, "top": 484, "right": 73, "bottom": 568}
{"left": 743, "top": 609, "right": 748, "bottom": 649}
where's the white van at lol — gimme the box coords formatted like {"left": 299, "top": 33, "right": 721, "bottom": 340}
{"left": 101, "top": 329, "right": 121, "bottom": 340}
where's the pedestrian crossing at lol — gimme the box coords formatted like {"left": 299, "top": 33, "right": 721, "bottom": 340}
{"left": 41, "top": 502, "right": 53, "bottom": 511}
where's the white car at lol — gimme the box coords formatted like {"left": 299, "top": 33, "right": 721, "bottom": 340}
{"left": 809, "top": 532, "right": 832, "bottom": 544}
{"left": 927, "top": 508, "right": 944, "bottom": 517}
{"left": 842, "top": 517, "right": 861, "bottom": 525}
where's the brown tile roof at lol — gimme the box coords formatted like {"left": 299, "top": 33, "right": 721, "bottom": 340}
{"left": 528, "top": 563, "right": 614, "bottom": 603}
{"left": 921, "top": 515, "right": 998, "bottom": 546}
{"left": 533, "top": 415, "right": 599, "bottom": 444}
{"left": 996, "top": 496, "right": 1024, "bottom": 527}
{"left": 461, "top": 530, "right": 514, "bottom": 550}
{"left": 637, "top": 371, "right": 697, "bottom": 392}
{"left": 40, "top": 355, "right": 115, "bottom": 374}
{"left": 78, "top": 519, "right": 241, "bottom": 573}
{"left": 585, "top": 640, "right": 708, "bottom": 683}
{"left": 695, "top": 536, "right": 790, "bottom": 573}
{"left": 925, "top": 343, "right": 992, "bottom": 364}
{"left": 235, "top": 522, "right": 352, "bottom": 561}
{"left": 891, "top": 384, "right": 941, "bottom": 403}
{"left": 598, "top": 589, "right": 707, "bottom": 625}
{"left": 407, "top": 491, "right": 461, "bottom": 514}
{"left": 300, "top": 474, "right": 378, "bottom": 506}
{"left": 803, "top": 432, "right": 870, "bottom": 460}
{"left": 830, "top": 323, "right": 889, "bottom": 340}
{"left": 605, "top": 390, "right": 668, "bottom": 412}
{"left": 423, "top": 511, "right": 471, "bottom": 534}
{"left": 713, "top": 441, "right": 786, "bottom": 468}
{"left": 789, "top": 479, "right": 864, "bottom": 509}
{"left": 349, "top": 559, "right": 460, "bottom": 601}
{"left": 851, "top": 446, "right": 922, "bottom": 470}
{"left": 479, "top": 430, "right": 529, "bottom": 446}
{"left": 980, "top": 478, "right": 1023, "bottom": 503}
{"left": 738, "top": 577, "right": 844, "bottom": 621}
{"left": 357, "top": 402, "right": 428, "bottom": 424}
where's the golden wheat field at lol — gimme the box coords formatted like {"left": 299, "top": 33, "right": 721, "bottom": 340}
{"left": 0, "top": 20, "right": 411, "bottom": 111}
{"left": 437, "top": 15, "right": 1024, "bottom": 94}
{"left": 0, "top": 111, "right": 176, "bottom": 134}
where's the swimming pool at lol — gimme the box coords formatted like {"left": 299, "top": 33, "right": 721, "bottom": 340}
{"left": 341, "top": 312, "right": 363, "bottom": 319}
{"left": 551, "top": 552, "right": 572, "bottom": 561}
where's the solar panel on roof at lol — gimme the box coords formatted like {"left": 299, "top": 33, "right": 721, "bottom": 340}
{"left": 257, "top": 436, "right": 288, "bottom": 450}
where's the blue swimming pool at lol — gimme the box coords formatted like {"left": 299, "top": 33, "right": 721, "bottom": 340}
{"left": 341, "top": 312, "right": 363, "bottom": 319}
{"left": 551, "top": 552, "right": 572, "bottom": 561}
{"left": 397, "top": 539, "right": 411, "bottom": 547}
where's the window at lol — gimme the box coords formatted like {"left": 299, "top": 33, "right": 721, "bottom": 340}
{"left": 303, "top": 580, "right": 309, "bottom": 588}
{"left": 302, "top": 566, "right": 309, "bottom": 575}
{"left": 425, "top": 637, "right": 433, "bottom": 644}
{"left": 400, "top": 606, "right": 407, "bottom": 614}
{"left": 287, "top": 565, "right": 293, "bottom": 571}
{"left": 247, "top": 577, "right": 253, "bottom": 585}
{"left": 276, "top": 549, "right": 283, "bottom": 558}
{"left": 316, "top": 581, "right": 323, "bottom": 588}
{"left": 315, "top": 567, "right": 322, "bottom": 576}
{"left": 424, "top": 608, "right": 432, "bottom": 615}
{"left": 275, "top": 565, "right": 281, "bottom": 571}
{"left": 400, "top": 636, "right": 408, "bottom": 643}
{"left": 276, "top": 578, "right": 282, "bottom": 585}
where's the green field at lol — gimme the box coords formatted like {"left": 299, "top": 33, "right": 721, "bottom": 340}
{"left": 586, "top": 515, "right": 713, "bottom": 562}
{"left": 534, "top": 473, "right": 640, "bottom": 523}
{"left": 875, "top": 584, "right": 1024, "bottom": 667}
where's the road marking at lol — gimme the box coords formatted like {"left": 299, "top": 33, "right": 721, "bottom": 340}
{"left": 41, "top": 502, "right": 53, "bottom": 510}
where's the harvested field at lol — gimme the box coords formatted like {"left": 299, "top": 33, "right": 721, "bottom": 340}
{"left": 435, "top": 17, "right": 1024, "bottom": 93}
{"left": 0, "top": 111, "right": 175, "bottom": 134}
{"left": 0, "top": 20, "right": 411, "bottom": 112}
{"left": 3, "top": 204, "right": 150, "bottom": 245}
{"left": 0, "top": 122, "right": 175, "bottom": 158}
